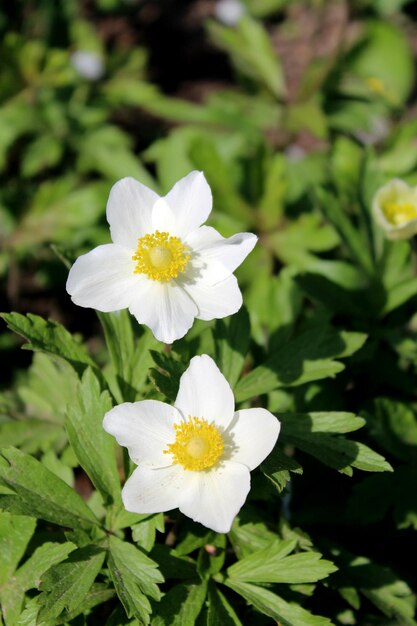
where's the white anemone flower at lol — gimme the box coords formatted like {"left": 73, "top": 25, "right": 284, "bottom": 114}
{"left": 66, "top": 172, "right": 257, "bottom": 343}
{"left": 103, "top": 354, "right": 280, "bottom": 533}
{"left": 372, "top": 178, "right": 417, "bottom": 240}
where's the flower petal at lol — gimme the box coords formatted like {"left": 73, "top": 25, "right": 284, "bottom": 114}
{"left": 175, "top": 355, "right": 235, "bottom": 428}
{"left": 183, "top": 274, "right": 242, "bottom": 321}
{"left": 185, "top": 227, "right": 257, "bottom": 285}
{"left": 179, "top": 461, "right": 250, "bottom": 533}
{"left": 227, "top": 408, "right": 280, "bottom": 470}
{"left": 122, "top": 464, "right": 184, "bottom": 514}
{"left": 151, "top": 198, "right": 177, "bottom": 234}
{"left": 107, "top": 177, "right": 159, "bottom": 248}
{"left": 129, "top": 281, "right": 198, "bottom": 344}
{"left": 66, "top": 244, "right": 143, "bottom": 312}
{"left": 163, "top": 171, "right": 212, "bottom": 237}
{"left": 103, "top": 400, "right": 181, "bottom": 467}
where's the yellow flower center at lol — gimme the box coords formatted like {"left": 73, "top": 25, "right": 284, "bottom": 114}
{"left": 382, "top": 201, "right": 417, "bottom": 226}
{"left": 132, "top": 231, "right": 190, "bottom": 282}
{"left": 366, "top": 77, "right": 386, "bottom": 95}
{"left": 164, "top": 417, "right": 224, "bottom": 471}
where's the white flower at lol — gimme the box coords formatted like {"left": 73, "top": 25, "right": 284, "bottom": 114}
{"left": 372, "top": 178, "right": 417, "bottom": 240}
{"left": 214, "top": 0, "right": 246, "bottom": 26}
{"left": 71, "top": 51, "right": 104, "bottom": 81}
{"left": 66, "top": 171, "right": 257, "bottom": 343}
{"left": 103, "top": 354, "right": 280, "bottom": 533}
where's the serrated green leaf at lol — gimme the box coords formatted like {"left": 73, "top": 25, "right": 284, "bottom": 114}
{"left": 152, "top": 581, "right": 208, "bottom": 626}
{"left": 17, "top": 352, "right": 79, "bottom": 426}
{"left": 0, "top": 313, "right": 97, "bottom": 379}
{"left": 227, "top": 541, "right": 337, "bottom": 583}
{"left": 98, "top": 311, "right": 159, "bottom": 403}
{"left": 207, "top": 583, "right": 243, "bottom": 626}
{"left": 149, "top": 351, "right": 186, "bottom": 402}
{"left": 1, "top": 541, "right": 76, "bottom": 626}
{"left": 37, "top": 545, "right": 105, "bottom": 621}
{"left": 235, "top": 325, "right": 365, "bottom": 402}
{"left": 281, "top": 414, "right": 392, "bottom": 475}
{"left": 212, "top": 307, "right": 250, "bottom": 389}
{"left": 150, "top": 545, "right": 197, "bottom": 581}
{"left": 0, "top": 447, "right": 100, "bottom": 529}
{"left": 0, "top": 513, "right": 35, "bottom": 587}
{"left": 261, "top": 447, "right": 303, "bottom": 493}
{"left": 65, "top": 367, "right": 120, "bottom": 506}
{"left": 229, "top": 520, "right": 280, "bottom": 559}
{"left": 108, "top": 536, "right": 163, "bottom": 625}
{"left": 331, "top": 549, "right": 417, "bottom": 626}
{"left": 225, "top": 580, "right": 333, "bottom": 626}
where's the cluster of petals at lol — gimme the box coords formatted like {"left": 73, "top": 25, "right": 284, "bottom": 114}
{"left": 372, "top": 178, "right": 417, "bottom": 240}
{"left": 103, "top": 355, "right": 280, "bottom": 533}
{"left": 66, "top": 171, "right": 257, "bottom": 343}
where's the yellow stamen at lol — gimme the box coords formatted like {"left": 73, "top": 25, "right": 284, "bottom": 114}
{"left": 164, "top": 417, "right": 224, "bottom": 471}
{"left": 132, "top": 231, "right": 190, "bottom": 282}
{"left": 366, "top": 77, "right": 385, "bottom": 95}
{"left": 382, "top": 201, "right": 417, "bottom": 226}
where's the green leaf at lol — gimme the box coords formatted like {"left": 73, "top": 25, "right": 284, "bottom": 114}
{"left": 21, "top": 134, "right": 63, "bottom": 178}
{"left": 235, "top": 324, "right": 366, "bottom": 402}
{"left": 281, "top": 413, "right": 392, "bottom": 475}
{"left": 347, "top": 21, "right": 414, "bottom": 105}
{"left": 77, "top": 126, "right": 156, "bottom": 188}
{"left": 261, "top": 447, "right": 303, "bottom": 493}
{"left": 65, "top": 367, "right": 120, "bottom": 506}
{"left": 207, "top": 583, "right": 243, "bottom": 626}
{"left": 212, "top": 307, "right": 250, "bottom": 388}
{"left": 229, "top": 520, "right": 280, "bottom": 559}
{"left": 207, "top": 17, "right": 285, "bottom": 99}
{"left": 98, "top": 311, "right": 159, "bottom": 403}
{"left": 227, "top": 540, "right": 336, "bottom": 583}
{"left": 149, "top": 351, "right": 186, "bottom": 402}
{"left": 152, "top": 581, "right": 208, "bottom": 626}
{"left": 12, "top": 179, "right": 108, "bottom": 249}
{"left": 188, "top": 137, "right": 253, "bottom": 225}
{"left": 315, "top": 187, "right": 373, "bottom": 275}
{"left": 150, "top": 545, "right": 197, "bottom": 581}
{"left": 132, "top": 514, "right": 164, "bottom": 552}
{"left": 0, "top": 447, "right": 100, "bottom": 529}
{"left": 365, "top": 398, "right": 417, "bottom": 463}
{"left": 108, "top": 535, "right": 163, "bottom": 624}
{"left": 17, "top": 352, "right": 79, "bottom": 426}
{"left": 331, "top": 549, "right": 417, "bottom": 626}
{"left": 37, "top": 545, "right": 105, "bottom": 621}
{"left": 0, "top": 313, "right": 97, "bottom": 379}
{"left": 225, "top": 580, "right": 333, "bottom": 626}
{"left": 0, "top": 513, "right": 35, "bottom": 587}
{"left": 1, "top": 541, "right": 76, "bottom": 626}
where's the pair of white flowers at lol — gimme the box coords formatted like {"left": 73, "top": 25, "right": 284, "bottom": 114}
{"left": 67, "top": 171, "right": 280, "bottom": 532}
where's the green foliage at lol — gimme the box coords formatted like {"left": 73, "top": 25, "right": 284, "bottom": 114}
{"left": 0, "top": 447, "right": 100, "bottom": 529}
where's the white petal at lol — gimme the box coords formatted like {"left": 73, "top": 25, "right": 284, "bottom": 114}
{"left": 227, "top": 408, "right": 280, "bottom": 470}
{"left": 162, "top": 171, "right": 212, "bottom": 237}
{"left": 122, "top": 464, "right": 184, "bottom": 514}
{"left": 103, "top": 400, "right": 181, "bottom": 467}
{"left": 129, "top": 281, "right": 198, "bottom": 344}
{"left": 106, "top": 177, "right": 159, "bottom": 248}
{"left": 175, "top": 355, "right": 235, "bottom": 428}
{"left": 151, "top": 198, "right": 177, "bottom": 234}
{"left": 183, "top": 274, "right": 242, "bottom": 321}
{"left": 185, "top": 227, "right": 257, "bottom": 285}
{"left": 179, "top": 461, "right": 250, "bottom": 533}
{"left": 66, "top": 244, "right": 143, "bottom": 312}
